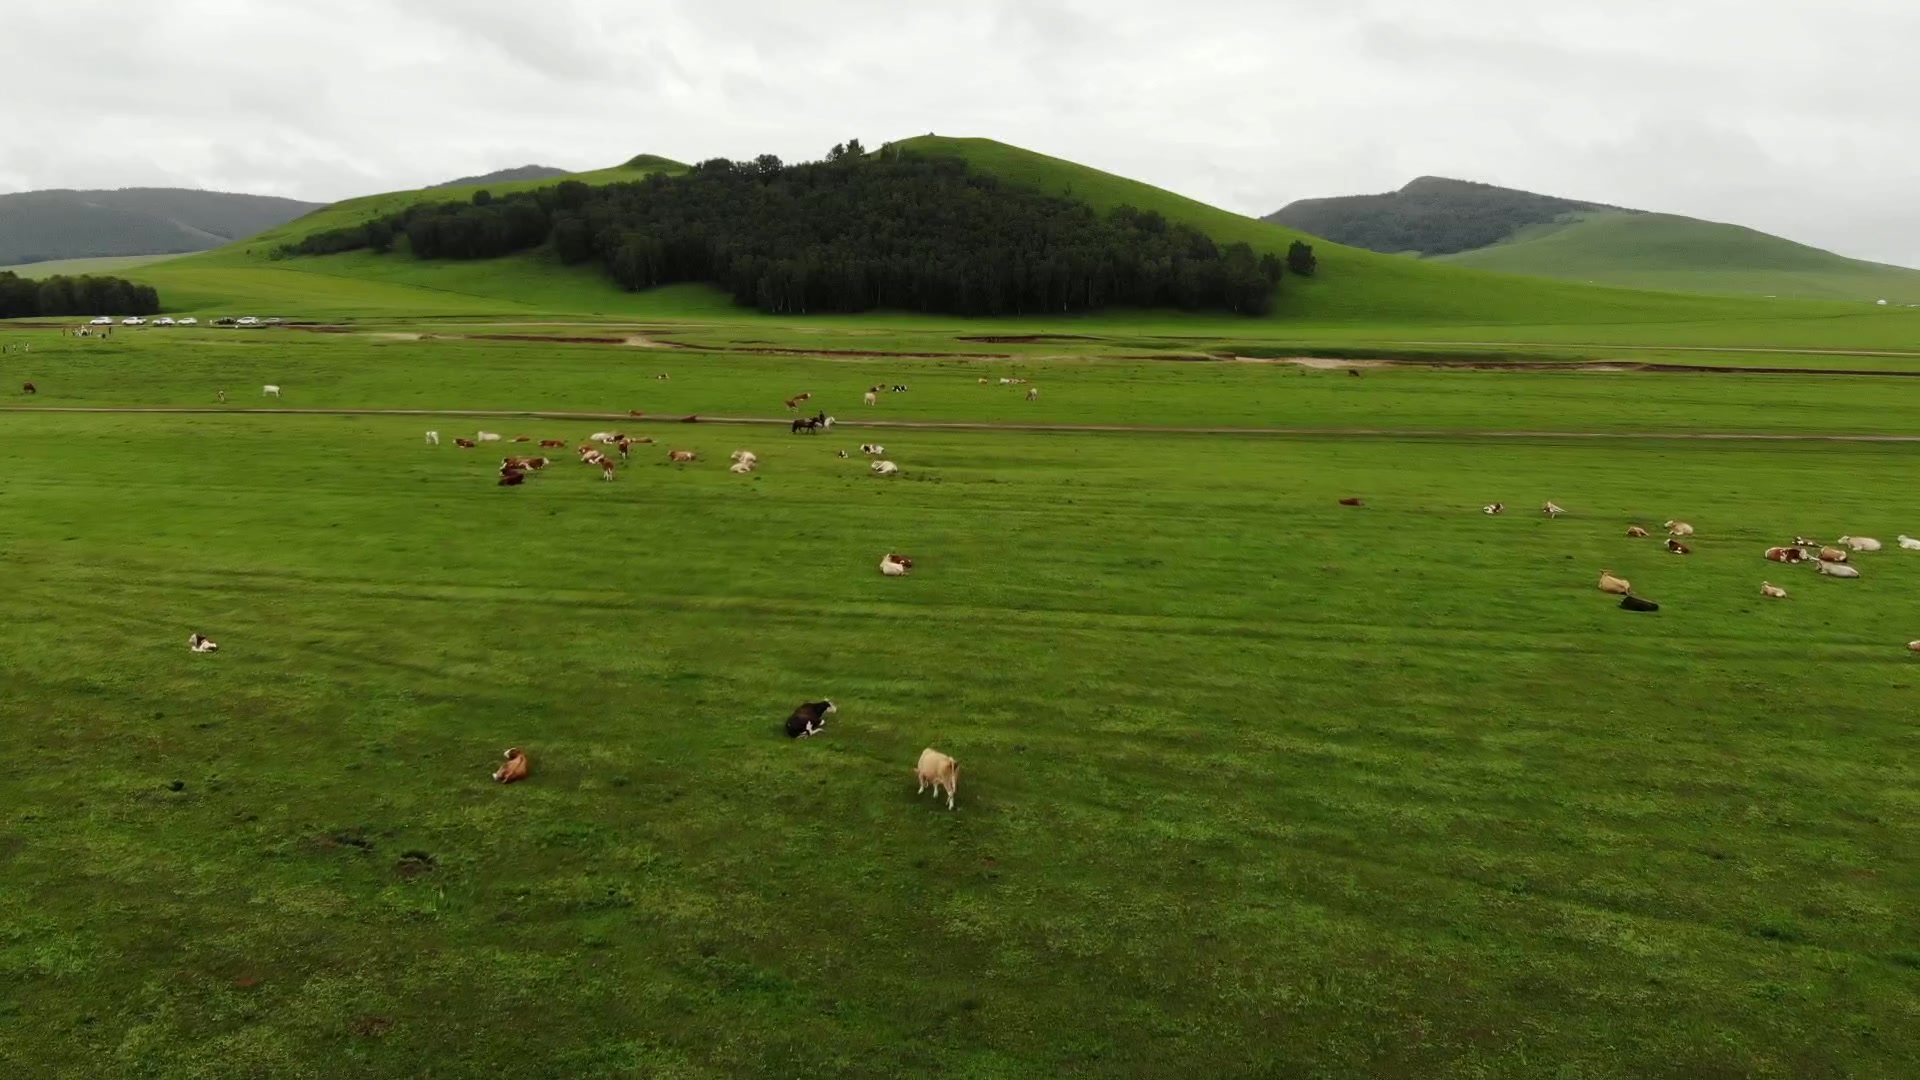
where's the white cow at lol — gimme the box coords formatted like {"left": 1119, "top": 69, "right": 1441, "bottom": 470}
{"left": 477, "top": 432, "right": 502, "bottom": 443}
{"left": 871, "top": 460, "right": 899, "bottom": 476}
{"left": 425, "top": 431, "right": 440, "bottom": 445}
{"left": 1900, "top": 535, "right": 1920, "bottom": 550}
{"left": 729, "top": 460, "right": 755, "bottom": 474}
{"left": 864, "top": 391, "right": 878, "bottom": 406}
{"left": 1026, "top": 386, "right": 1038, "bottom": 401}
{"left": 188, "top": 633, "right": 219, "bottom": 653}
{"left": 1837, "top": 536, "right": 1883, "bottom": 552}
{"left": 261, "top": 384, "right": 281, "bottom": 398}
{"left": 1818, "top": 561, "right": 1861, "bottom": 579}
{"left": 860, "top": 443, "right": 886, "bottom": 456}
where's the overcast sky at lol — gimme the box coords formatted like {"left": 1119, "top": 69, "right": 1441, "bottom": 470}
{"left": 10, "top": 0, "right": 1920, "bottom": 265}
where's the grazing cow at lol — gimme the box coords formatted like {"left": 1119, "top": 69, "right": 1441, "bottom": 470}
{"left": 881, "top": 553, "right": 913, "bottom": 576}
{"left": 1026, "top": 386, "right": 1039, "bottom": 402}
{"left": 1665, "top": 520, "right": 1694, "bottom": 537}
{"left": 492, "top": 747, "right": 529, "bottom": 784}
{"left": 187, "top": 633, "right": 219, "bottom": 653}
{"left": 1620, "top": 595, "right": 1661, "bottom": 612}
{"left": 262, "top": 384, "right": 281, "bottom": 398}
{"left": 1819, "top": 547, "right": 1849, "bottom": 563}
{"left": 539, "top": 439, "right": 566, "bottom": 449}
{"left": 786, "top": 700, "right": 835, "bottom": 738}
{"left": 1339, "top": 497, "right": 1365, "bottom": 507}
{"left": 1909, "top": 640, "right": 1920, "bottom": 654}
{"left": 1837, "top": 536, "right": 1883, "bottom": 552}
{"left": 425, "top": 430, "right": 439, "bottom": 445}
{"left": 668, "top": 450, "right": 696, "bottom": 463}
{"left": 871, "top": 460, "right": 899, "bottom": 476}
{"left": 477, "top": 432, "right": 502, "bottom": 442}
{"left": 1765, "top": 546, "right": 1807, "bottom": 564}
{"left": 1482, "top": 503, "right": 1504, "bottom": 515}
{"left": 1818, "top": 561, "right": 1861, "bottom": 579}
{"left": 1667, "top": 539, "right": 1692, "bottom": 555}
{"left": 860, "top": 444, "right": 885, "bottom": 457}
{"left": 1761, "top": 581, "right": 1788, "bottom": 599}
{"left": 1599, "top": 570, "right": 1631, "bottom": 595}
{"left": 915, "top": 748, "right": 960, "bottom": 810}
{"left": 864, "top": 391, "right": 878, "bottom": 406}
{"left": 454, "top": 438, "right": 477, "bottom": 449}
{"left": 616, "top": 438, "right": 636, "bottom": 461}
{"left": 498, "top": 471, "right": 525, "bottom": 486}
{"left": 729, "top": 460, "right": 756, "bottom": 474}
{"left": 1542, "top": 501, "right": 1566, "bottom": 518}
{"left": 1900, "top": 535, "right": 1920, "bottom": 550}
{"left": 600, "top": 460, "right": 617, "bottom": 481}
{"left": 21, "top": 382, "right": 35, "bottom": 395}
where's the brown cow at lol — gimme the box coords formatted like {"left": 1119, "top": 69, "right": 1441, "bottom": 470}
{"left": 21, "top": 382, "right": 35, "bottom": 395}
{"left": 492, "top": 747, "right": 530, "bottom": 783}
{"left": 667, "top": 450, "right": 696, "bottom": 463}
{"left": 629, "top": 410, "right": 645, "bottom": 418}
{"left": 1819, "top": 547, "right": 1849, "bottom": 563}
{"left": 539, "top": 439, "right": 567, "bottom": 448}
{"left": 1764, "top": 546, "right": 1807, "bottom": 564}
{"left": 681, "top": 415, "right": 699, "bottom": 423}
{"left": 1627, "top": 525, "right": 1650, "bottom": 538}
{"left": 1339, "top": 497, "right": 1366, "bottom": 507}
{"left": 1667, "top": 539, "right": 1692, "bottom": 555}
{"left": 455, "top": 438, "right": 477, "bottom": 448}
{"left": 513, "top": 435, "right": 532, "bottom": 443}
{"left": 498, "top": 470, "right": 525, "bottom": 486}
{"left": 600, "top": 460, "right": 617, "bottom": 481}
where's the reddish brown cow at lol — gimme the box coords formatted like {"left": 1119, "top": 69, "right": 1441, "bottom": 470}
{"left": 600, "top": 460, "right": 617, "bottom": 480}
{"left": 539, "top": 439, "right": 566, "bottom": 448}
{"left": 667, "top": 450, "right": 696, "bottom": 463}
{"left": 1667, "top": 539, "right": 1692, "bottom": 555}
{"left": 1339, "top": 497, "right": 1366, "bottom": 507}
{"left": 498, "top": 470, "right": 525, "bottom": 486}
{"left": 455, "top": 438, "right": 477, "bottom": 448}
{"left": 1765, "top": 546, "right": 1807, "bottom": 564}
{"left": 493, "top": 747, "right": 530, "bottom": 783}
{"left": 513, "top": 435, "right": 532, "bottom": 443}
{"left": 681, "top": 415, "right": 699, "bottom": 423}
{"left": 21, "top": 382, "right": 35, "bottom": 395}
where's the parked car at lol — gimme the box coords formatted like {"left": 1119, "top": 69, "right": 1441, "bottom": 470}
{"left": 177, "top": 317, "right": 198, "bottom": 326}
{"left": 262, "top": 317, "right": 283, "bottom": 325}
{"left": 212, "top": 317, "right": 236, "bottom": 326}
{"left": 236, "top": 316, "right": 260, "bottom": 326}
{"left": 154, "top": 316, "right": 175, "bottom": 326}
{"left": 122, "top": 317, "right": 146, "bottom": 326}
{"left": 89, "top": 316, "right": 112, "bottom": 325}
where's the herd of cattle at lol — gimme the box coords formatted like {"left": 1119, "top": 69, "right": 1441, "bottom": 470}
{"left": 1465, "top": 500, "right": 1917, "bottom": 641}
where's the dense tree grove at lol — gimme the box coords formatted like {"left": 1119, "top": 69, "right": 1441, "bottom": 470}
{"left": 1265, "top": 176, "right": 1627, "bottom": 256}
{"left": 282, "top": 150, "right": 1285, "bottom": 316}
{"left": 0, "top": 271, "right": 161, "bottom": 318}
{"left": 1287, "top": 240, "right": 1318, "bottom": 276}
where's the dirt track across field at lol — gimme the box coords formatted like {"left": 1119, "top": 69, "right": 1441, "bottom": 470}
{"left": 8, "top": 405, "right": 1920, "bottom": 442}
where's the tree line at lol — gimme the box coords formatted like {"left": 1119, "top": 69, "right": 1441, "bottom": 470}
{"left": 282, "top": 144, "right": 1288, "bottom": 316}
{"left": 0, "top": 271, "right": 161, "bottom": 319}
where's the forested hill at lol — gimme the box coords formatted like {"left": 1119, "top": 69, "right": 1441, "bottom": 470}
{"left": 431, "top": 165, "right": 571, "bottom": 189}
{"left": 279, "top": 144, "right": 1297, "bottom": 317}
{"left": 1265, "top": 177, "right": 1624, "bottom": 256}
{"left": 0, "top": 188, "right": 321, "bottom": 265}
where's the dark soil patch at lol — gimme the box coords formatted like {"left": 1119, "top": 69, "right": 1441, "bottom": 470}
{"left": 351, "top": 1015, "right": 395, "bottom": 1037}
{"left": 395, "top": 850, "right": 437, "bottom": 879}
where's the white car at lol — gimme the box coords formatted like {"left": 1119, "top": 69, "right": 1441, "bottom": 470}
{"left": 236, "top": 316, "right": 260, "bottom": 326}
{"left": 89, "top": 316, "right": 112, "bottom": 325}
{"left": 178, "top": 317, "right": 198, "bottom": 326}
{"left": 122, "top": 317, "right": 146, "bottom": 326}
{"left": 154, "top": 317, "right": 175, "bottom": 326}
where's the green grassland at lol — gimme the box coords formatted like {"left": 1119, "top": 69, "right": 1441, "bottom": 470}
{"left": 0, "top": 254, "right": 187, "bottom": 278}
{"left": 3, "top": 384, "right": 1917, "bottom": 1077}
{"left": 1437, "top": 211, "right": 1920, "bottom": 305}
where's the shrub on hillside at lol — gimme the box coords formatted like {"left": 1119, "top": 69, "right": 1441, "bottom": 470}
{"left": 281, "top": 148, "right": 1285, "bottom": 317}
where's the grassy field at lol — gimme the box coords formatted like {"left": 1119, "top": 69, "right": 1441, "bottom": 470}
{"left": 0, "top": 254, "right": 189, "bottom": 279}
{"left": 1, "top": 325, "right": 1917, "bottom": 1077}
{"left": 1437, "top": 211, "right": 1920, "bottom": 305}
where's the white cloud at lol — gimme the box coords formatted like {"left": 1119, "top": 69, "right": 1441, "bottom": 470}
{"left": 7, "top": 0, "right": 1917, "bottom": 264}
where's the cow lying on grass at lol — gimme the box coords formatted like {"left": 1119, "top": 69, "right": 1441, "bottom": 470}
{"left": 786, "top": 700, "right": 836, "bottom": 738}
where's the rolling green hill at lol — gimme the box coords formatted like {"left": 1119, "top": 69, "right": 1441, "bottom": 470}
{"left": 1266, "top": 175, "right": 1920, "bottom": 305}
{"left": 102, "top": 138, "right": 1920, "bottom": 348}
{"left": 0, "top": 187, "right": 321, "bottom": 265}
{"left": 1436, "top": 210, "right": 1920, "bottom": 304}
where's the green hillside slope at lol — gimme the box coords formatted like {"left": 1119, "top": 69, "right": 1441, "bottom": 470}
{"left": 1436, "top": 210, "right": 1920, "bottom": 304}
{"left": 1265, "top": 176, "right": 1621, "bottom": 257}
{"left": 0, "top": 188, "right": 322, "bottom": 265}
{"left": 891, "top": 137, "right": 1843, "bottom": 325}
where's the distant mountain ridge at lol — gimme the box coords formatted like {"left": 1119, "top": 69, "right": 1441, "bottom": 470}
{"left": 431, "top": 165, "right": 571, "bottom": 189}
{"left": 1266, "top": 177, "right": 1630, "bottom": 257}
{"left": 1266, "top": 176, "right": 1920, "bottom": 304}
{"left": 0, "top": 187, "right": 322, "bottom": 265}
